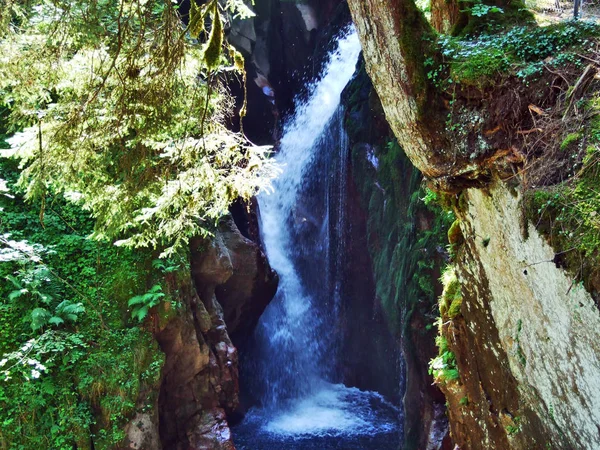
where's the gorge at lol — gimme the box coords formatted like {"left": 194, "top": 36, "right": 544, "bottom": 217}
{"left": 1, "top": 1, "right": 600, "bottom": 449}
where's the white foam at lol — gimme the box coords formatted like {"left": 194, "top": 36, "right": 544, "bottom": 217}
{"left": 263, "top": 384, "right": 398, "bottom": 438}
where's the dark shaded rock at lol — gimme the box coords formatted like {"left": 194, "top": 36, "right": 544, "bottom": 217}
{"left": 342, "top": 62, "right": 450, "bottom": 449}
{"left": 211, "top": 218, "right": 278, "bottom": 346}
{"left": 226, "top": 0, "right": 349, "bottom": 145}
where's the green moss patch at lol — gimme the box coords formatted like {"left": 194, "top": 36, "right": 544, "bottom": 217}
{"left": 430, "top": 21, "right": 600, "bottom": 91}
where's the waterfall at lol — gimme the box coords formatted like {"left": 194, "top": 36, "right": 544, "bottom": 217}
{"left": 255, "top": 28, "right": 361, "bottom": 406}
{"left": 234, "top": 27, "right": 401, "bottom": 449}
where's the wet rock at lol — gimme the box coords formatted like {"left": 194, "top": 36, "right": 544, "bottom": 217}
{"left": 123, "top": 412, "right": 161, "bottom": 450}
{"left": 193, "top": 217, "right": 279, "bottom": 346}
{"left": 155, "top": 217, "right": 277, "bottom": 449}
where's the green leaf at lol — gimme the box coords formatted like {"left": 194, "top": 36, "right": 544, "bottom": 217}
{"left": 8, "top": 288, "right": 28, "bottom": 301}
{"left": 48, "top": 316, "right": 64, "bottom": 326}
{"left": 128, "top": 295, "right": 146, "bottom": 307}
{"left": 6, "top": 275, "right": 23, "bottom": 290}
{"left": 133, "top": 305, "right": 149, "bottom": 322}
{"left": 31, "top": 308, "right": 51, "bottom": 331}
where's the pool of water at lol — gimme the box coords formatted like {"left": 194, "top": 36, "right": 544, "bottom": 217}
{"left": 233, "top": 383, "right": 402, "bottom": 450}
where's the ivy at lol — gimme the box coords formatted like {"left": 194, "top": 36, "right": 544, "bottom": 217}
{"left": 428, "top": 21, "right": 600, "bottom": 90}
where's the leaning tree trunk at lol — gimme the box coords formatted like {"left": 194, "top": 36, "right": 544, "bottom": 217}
{"left": 346, "top": 0, "right": 452, "bottom": 181}
{"left": 347, "top": 0, "right": 533, "bottom": 191}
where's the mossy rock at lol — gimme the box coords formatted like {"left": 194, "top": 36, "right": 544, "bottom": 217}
{"left": 448, "top": 219, "right": 464, "bottom": 246}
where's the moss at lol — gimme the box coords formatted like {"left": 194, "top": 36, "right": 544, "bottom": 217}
{"left": 450, "top": 46, "right": 510, "bottom": 88}
{"left": 396, "top": 1, "right": 440, "bottom": 116}
{"left": 203, "top": 2, "right": 224, "bottom": 71}
{"left": 447, "top": 296, "right": 463, "bottom": 318}
{"left": 560, "top": 132, "right": 582, "bottom": 151}
{"left": 448, "top": 219, "right": 464, "bottom": 245}
{"left": 432, "top": 21, "right": 600, "bottom": 92}
{"left": 439, "top": 266, "right": 463, "bottom": 319}
{"left": 350, "top": 133, "right": 453, "bottom": 336}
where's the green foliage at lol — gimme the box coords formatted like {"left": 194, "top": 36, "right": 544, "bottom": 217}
{"left": 429, "top": 335, "right": 460, "bottom": 382}
{"left": 0, "top": 157, "right": 164, "bottom": 449}
{"left": 128, "top": 284, "right": 164, "bottom": 322}
{"left": 30, "top": 301, "right": 85, "bottom": 331}
{"left": 428, "top": 265, "right": 463, "bottom": 384}
{"left": 0, "top": 0, "right": 277, "bottom": 257}
{"left": 525, "top": 98, "right": 600, "bottom": 290}
{"left": 429, "top": 21, "right": 600, "bottom": 90}
{"left": 469, "top": 3, "right": 505, "bottom": 17}
{"left": 438, "top": 265, "right": 463, "bottom": 319}
{"left": 506, "top": 415, "right": 522, "bottom": 435}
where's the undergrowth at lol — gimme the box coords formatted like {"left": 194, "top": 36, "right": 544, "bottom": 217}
{"left": 525, "top": 119, "right": 600, "bottom": 297}
{"left": 0, "top": 153, "right": 165, "bottom": 449}
{"left": 427, "top": 21, "right": 600, "bottom": 89}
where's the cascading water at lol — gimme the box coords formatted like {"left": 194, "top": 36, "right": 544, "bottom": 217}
{"left": 233, "top": 27, "right": 401, "bottom": 449}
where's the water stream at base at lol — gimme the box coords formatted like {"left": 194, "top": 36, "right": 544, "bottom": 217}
{"left": 233, "top": 28, "right": 402, "bottom": 449}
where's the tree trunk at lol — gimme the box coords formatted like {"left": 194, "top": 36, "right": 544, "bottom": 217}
{"left": 431, "top": 0, "right": 462, "bottom": 34}
{"left": 347, "top": 0, "right": 452, "bottom": 181}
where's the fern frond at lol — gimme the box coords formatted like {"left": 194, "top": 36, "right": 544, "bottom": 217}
{"left": 31, "top": 308, "right": 51, "bottom": 331}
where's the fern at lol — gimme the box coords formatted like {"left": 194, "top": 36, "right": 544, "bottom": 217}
{"left": 31, "top": 308, "right": 51, "bottom": 331}
{"left": 128, "top": 285, "right": 165, "bottom": 322}
{"left": 54, "top": 301, "right": 85, "bottom": 323}
{"left": 30, "top": 301, "right": 85, "bottom": 331}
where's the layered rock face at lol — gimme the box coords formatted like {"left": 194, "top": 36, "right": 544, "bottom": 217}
{"left": 154, "top": 218, "right": 277, "bottom": 450}
{"left": 442, "top": 183, "right": 600, "bottom": 449}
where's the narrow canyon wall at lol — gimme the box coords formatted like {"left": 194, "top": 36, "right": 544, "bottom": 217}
{"left": 124, "top": 218, "right": 277, "bottom": 450}
{"left": 440, "top": 182, "right": 600, "bottom": 449}
{"left": 127, "top": 3, "right": 352, "bottom": 447}
{"left": 342, "top": 63, "right": 452, "bottom": 450}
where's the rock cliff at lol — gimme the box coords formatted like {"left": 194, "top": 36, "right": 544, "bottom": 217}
{"left": 124, "top": 218, "right": 277, "bottom": 450}
{"left": 347, "top": 1, "right": 600, "bottom": 448}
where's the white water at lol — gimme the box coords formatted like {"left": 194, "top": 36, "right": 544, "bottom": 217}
{"left": 235, "top": 28, "right": 401, "bottom": 446}
{"left": 256, "top": 27, "right": 362, "bottom": 405}
{"left": 264, "top": 383, "right": 397, "bottom": 437}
